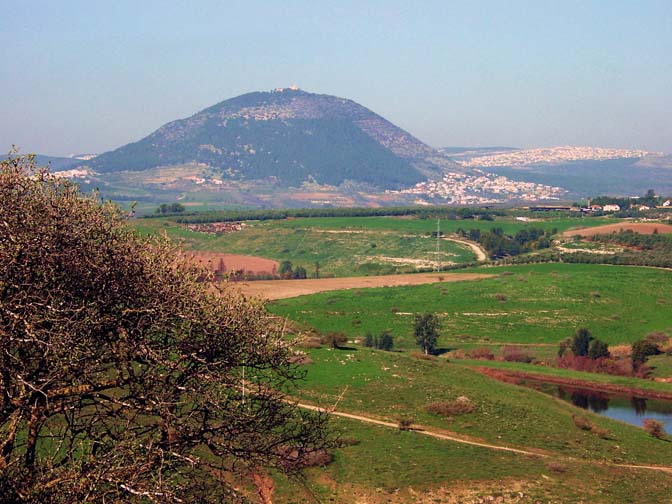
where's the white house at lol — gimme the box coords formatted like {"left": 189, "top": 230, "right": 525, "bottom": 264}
{"left": 603, "top": 204, "right": 621, "bottom": 212}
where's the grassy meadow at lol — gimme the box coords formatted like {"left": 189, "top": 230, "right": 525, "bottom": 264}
{"left": 271, "top": 346, "right": 672, "bottom": 503}
{"left": 128, "top": 213, "right": 672, "bottom": 501}
{"left": 130, "top": 214, "right": 619, "bottom": 277}
{"left": 270, "top": 263, "right": 672, "bottom": 348}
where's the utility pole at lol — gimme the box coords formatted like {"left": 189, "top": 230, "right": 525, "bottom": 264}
{"left": 436, "top": 218, "right": 441, "bottom": 272}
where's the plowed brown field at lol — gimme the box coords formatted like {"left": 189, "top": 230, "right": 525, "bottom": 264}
{"left": 563, "top": 222, "right": 672, "bottom": 237}
{"left": 188, "top": 251, "right": 279, "bottom": 274}
{"left": 236, "top": 272, "right": 493, "bottom": 300}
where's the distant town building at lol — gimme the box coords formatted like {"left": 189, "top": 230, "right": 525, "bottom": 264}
{"left": 603, "top": 204, "right": 621, "bottom": 212}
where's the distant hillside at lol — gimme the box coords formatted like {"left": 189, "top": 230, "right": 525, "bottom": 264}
{"left": 34, "top": 155, "right": 82, "bottom": 171}
{"left": 481, "top": 158, "right": 672, "bottom": 197}
{"left": 440, "top": 146, "right": 519, "bottom": 154}
{"left": 87, "top": 88, "right": 461, "bottom": 190}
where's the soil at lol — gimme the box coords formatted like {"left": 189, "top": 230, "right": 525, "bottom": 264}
{"left": 444, "top": 237, "right": 488, "bottom": 261}
{"left": 563, "top": 222, "right": 672, "bottom": 237}
{"left": 236, "top": 272, "right": 494, "bottom": 300}
{"left": 473, "top": 366, "right": 672, "bottom": 401}
{"left": 187, "top": 252, "right": 279, "bottom": 275}
{"left": 250, "top": 471, "right": 274, "bottom": 504}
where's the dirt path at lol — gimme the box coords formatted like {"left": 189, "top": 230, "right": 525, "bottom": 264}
{"left": 444, "top": 237, "right": 488, "bottom": 262}
{"left": 237, "top": 272, "right": 493, "bottom": 300}
{"left": 298, "top": 403, "right": 547, "bottom": 457}
{"left": 296, "top": 402, "right": 672, "bottom": 475}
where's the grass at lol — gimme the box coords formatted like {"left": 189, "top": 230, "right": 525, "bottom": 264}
{"left": 129, "top": 214, "right": 619, "bottom": 277}
{"left": 128, "top": 215, "right": 672, "bottom": 501}
{"left": 287, "top": 418, "right": 672, "bottom": 504}
{"left": 288, "top": 347, "right": 672, "bottom": 466}
{"left": 130, "top": 217, "right": 475, "bottom": 276}
{"left": 648, "top": 354, "right": 672, "bottom": 379}
{"left": 271, "top": 263, "right": 672, "bottom": 347}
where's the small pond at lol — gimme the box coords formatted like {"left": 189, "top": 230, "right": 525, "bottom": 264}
{"left": 520, "top": 378, "right": 672, "bottom": 431}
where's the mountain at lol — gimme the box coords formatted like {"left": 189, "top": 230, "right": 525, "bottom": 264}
{"left": 87, "top": 88, "right": 460, "bottom": 190}
{"left": 34, "top": 155, "right": 82, "bottom": 171}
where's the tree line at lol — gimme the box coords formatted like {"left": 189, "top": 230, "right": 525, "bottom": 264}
{"left": 456, "top": 226, "right": 555, "bottom": 259}
{"left": 156, "top": 206, "right": 504, "bottom": 224}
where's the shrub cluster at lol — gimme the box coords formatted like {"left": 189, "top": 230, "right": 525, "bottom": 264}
{"left": 321, "top": 332, "right": 349, "bottom": 349}
{"left": 643, "top": 419, "right": 666, "bottom": 439}
{"left": 467, "top": 347, "right": 495, "bottom": 360}
{"left": 363, "top": 331, "right": 394, "bottom": 351}
{"left": 426, "top": 397, "right": 477, "bottom": 418}
{"left": 571, "top": 415, "right": 610, "bottom": 438}
{"left": 502, "top": 346, "right": 534, "bottom": 363}
{"left": 456, "top": 226, "right": 555, "bottom": 259}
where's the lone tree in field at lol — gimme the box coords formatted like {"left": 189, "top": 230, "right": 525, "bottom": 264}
{"left": 571, "top": 327, "right": 593, "bottom": 357}
{"left": 0, "top": 154, "right": 331, "bottom": 503}
{"left": 414, "top": 313, "right": 440, "bottom": 355}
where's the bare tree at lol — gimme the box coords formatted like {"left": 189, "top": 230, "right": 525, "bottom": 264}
{"left": 0, "top": 154, "right": 331, "bottom": 503}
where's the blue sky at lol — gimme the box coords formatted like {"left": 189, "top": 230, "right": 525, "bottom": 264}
{"left": 1, "top": 0, "right": 670, "bottom": 155}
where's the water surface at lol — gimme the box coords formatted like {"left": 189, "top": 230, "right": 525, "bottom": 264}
{"left": 521, "top": 378, "right": 672, "bottom": 431}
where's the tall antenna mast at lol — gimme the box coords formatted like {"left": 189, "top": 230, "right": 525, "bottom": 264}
{"left": 436, "top": 218, "right": 441, "bottom": 272}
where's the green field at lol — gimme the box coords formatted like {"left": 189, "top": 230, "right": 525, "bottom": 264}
{"left": 271, "top": 263, "right": 672, "bottom": 347}
{"left": 129, "top": 215, "right": 672, "bottom": 501}
{"left": 130, "top": 214, "right": 619, "bottom": 277}
{"left": 268, "top": 346, "right": 672, "bottom": 502}
{"left": 289, "top": 347, "right": 671, "bottom": 465}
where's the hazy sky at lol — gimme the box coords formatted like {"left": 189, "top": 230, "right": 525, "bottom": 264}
{"left": 2, "top": 0, "right": 671, "bottom": 156}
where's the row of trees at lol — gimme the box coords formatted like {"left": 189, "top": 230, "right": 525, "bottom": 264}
{"left": 358, "top": 314, "right": 441, "bottom": 355}
{"left": 494, "top": 247, "right": 672, "bottom": 269}
{"left": 166, "top": 206, "right": 503, "bottom": 224}
{"left": 558, "top": 328, "right": 610, "bottom": 360}
{"left": 558, "top": 328, "right": 667, "bottom": 376}
{"left": 364, "top": 331, "right": 394, "bottom": 351}
{"left": 589, "top": 189, "right": 668, "bottom": 210}
{"left": 457, "top": 226, "right": 555, "bottom": 259}
{"left": 279, "top": 260, "right": 308, "bottom": 279}
{"left": 154, "top": 202, "right": 186, "bottom": 214}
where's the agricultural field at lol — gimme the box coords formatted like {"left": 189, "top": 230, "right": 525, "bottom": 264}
{"left": 270, "top": 263, "right": 672, "bottom": 348}
{"left": 128, "top": 212, "right": 672, "bottom": 502}
{"left": 130, "top": 214, "right": 620, "bottom": 277}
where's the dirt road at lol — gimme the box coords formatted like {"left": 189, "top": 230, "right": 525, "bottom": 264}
{"left": 237, "top": 272, "right": 493, "bottom": 300}
{"left": 444, "top": 237, "right": 488, "bottom": 262}
{"left": 297, "top": 402, "right": 672, "bottom": 475}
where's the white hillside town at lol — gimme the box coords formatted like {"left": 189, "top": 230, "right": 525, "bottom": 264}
{"left": 390, "top": 170, "right": 564, "bottom": 204}
{"left": 459, "top": 146, "right": 657, "bottom": 168}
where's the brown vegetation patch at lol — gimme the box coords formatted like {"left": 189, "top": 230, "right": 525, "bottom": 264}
{"left": 474, "top": 367, "right": 672, "bottom": 401}
{"left": 563, "top": 222, "right": 672, "bottom": 237}
{"left": 426, "top": 397, "right": 477, "bottom": 418}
